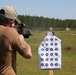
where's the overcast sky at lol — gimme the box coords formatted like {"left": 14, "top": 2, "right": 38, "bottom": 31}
{"left": 0, "top": 0, "right": 76, "bottom": 20}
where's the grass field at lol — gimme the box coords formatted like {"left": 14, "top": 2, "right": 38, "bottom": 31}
{"left": 17, "top": 30, "right": 76, "bottom": 75}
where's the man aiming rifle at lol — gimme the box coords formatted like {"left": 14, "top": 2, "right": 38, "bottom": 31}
{"left": 0, "top": 5, "right": 32, "bottom": 75}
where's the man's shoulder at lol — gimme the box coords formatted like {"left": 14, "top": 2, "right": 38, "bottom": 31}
{"left": 0, "top": 26, "right": 19, "bottom": 38}
{"left": 0, "top": 26, "right": 17, "bottom": 33}
{"left": 6, "top": 27, "right": 18, "bottom": 34}
{"left": 3, "top": 27, "right": 19, "bottom": 38}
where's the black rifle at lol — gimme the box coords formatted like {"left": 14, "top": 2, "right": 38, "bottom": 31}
{"left": 17, "top": 23, "right": 33, "bottom": 38}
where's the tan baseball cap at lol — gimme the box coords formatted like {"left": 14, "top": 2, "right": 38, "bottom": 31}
{"left": 0, "top": 5, "right": 20, "bottom": 23}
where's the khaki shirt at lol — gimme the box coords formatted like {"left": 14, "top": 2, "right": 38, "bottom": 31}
{"left": 0, "top": 25, "right": 29, "bottom": 75}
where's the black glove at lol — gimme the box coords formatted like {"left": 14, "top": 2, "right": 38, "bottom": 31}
{"left": 23, "top": 29, "right": 33, "bottom": 38}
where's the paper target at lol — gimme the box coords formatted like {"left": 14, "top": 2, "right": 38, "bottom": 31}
{"left": 38, "top": 32, "right": 61, "bottom": 70}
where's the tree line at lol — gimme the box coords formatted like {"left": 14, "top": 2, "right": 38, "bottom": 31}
{"left": 18, "top": 15, "right": 76, "bottom": 30}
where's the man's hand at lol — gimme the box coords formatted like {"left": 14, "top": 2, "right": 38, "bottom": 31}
{"left": 23, "top": 29, "right": 33, "bottom": 38}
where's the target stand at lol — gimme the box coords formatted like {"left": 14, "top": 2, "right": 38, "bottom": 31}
{"left": 38, "top": 31, "right": 61, "bottom": 75}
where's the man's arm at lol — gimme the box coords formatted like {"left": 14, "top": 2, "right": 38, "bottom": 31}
{"left": 16, "top": 35, "right": 32, "bottom": 58}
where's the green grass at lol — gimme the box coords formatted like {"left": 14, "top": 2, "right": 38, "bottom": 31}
{"left": 17, "top": 30, "right": 76, "bottom": 75}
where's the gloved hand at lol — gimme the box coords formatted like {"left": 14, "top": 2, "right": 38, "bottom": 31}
{"left": 23, "top": 29, "right": 33, "bottom": 38}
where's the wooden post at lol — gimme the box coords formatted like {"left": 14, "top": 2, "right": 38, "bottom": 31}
{"left": 49, "top": 70, "right": 53, "bottom": 75}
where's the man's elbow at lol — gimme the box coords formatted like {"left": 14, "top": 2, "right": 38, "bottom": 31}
{"left": 24, "top": 53, "right": 32, "bottom": 59}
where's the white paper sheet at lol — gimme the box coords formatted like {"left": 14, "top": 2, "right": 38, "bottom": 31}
{"left": 38, "top": 32, "right": 61, "bottom": 70}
